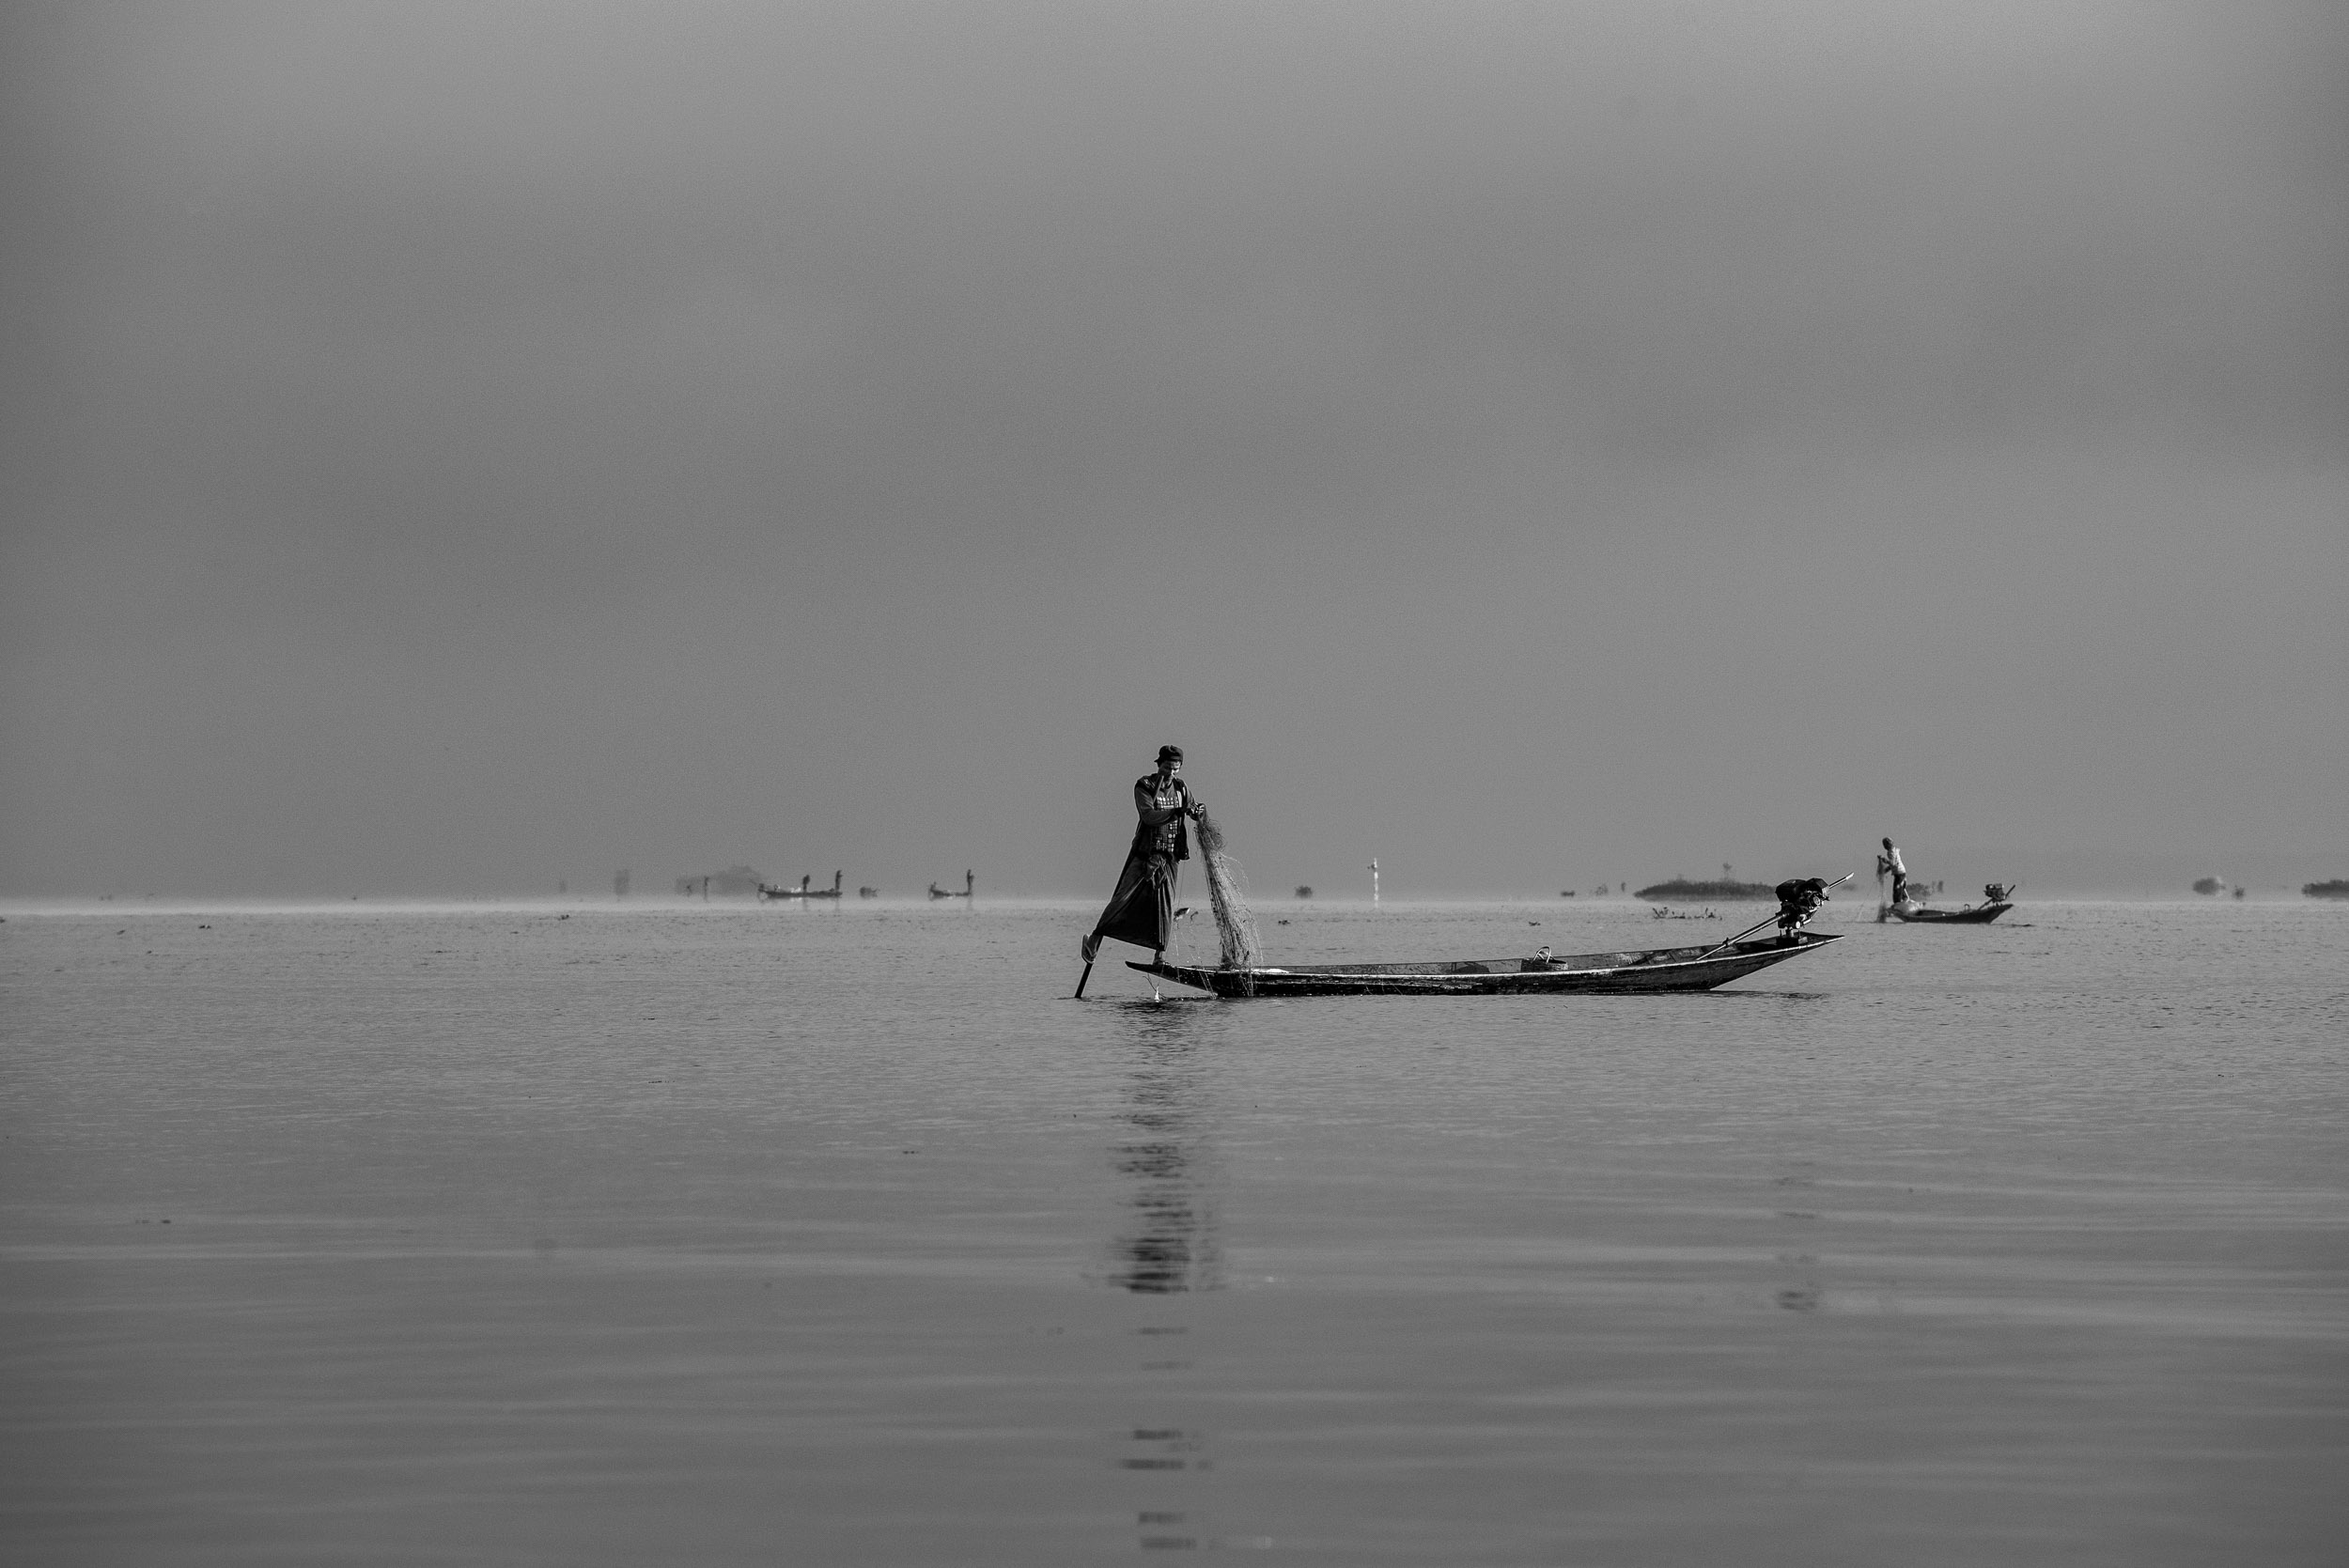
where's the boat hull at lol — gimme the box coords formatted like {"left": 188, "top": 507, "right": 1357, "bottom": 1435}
{"left": 1128, "top": 932, "right": 1841, "bottom": 998}
{"left": 1888, "top": 902, "right": 2011, "bottom": 924}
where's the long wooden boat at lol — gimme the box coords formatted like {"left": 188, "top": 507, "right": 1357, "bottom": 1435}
{"left": 1888, "top": 901, "right": 2011, "bottom": 924}
{"left": 1128, "top": 930, "right": 1841, "bottom": 998}
{"left": 760, "top": 872, "right": 844, "bottom": 901}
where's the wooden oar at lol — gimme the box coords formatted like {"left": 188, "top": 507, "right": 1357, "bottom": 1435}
{"left": 1692, "top": 911, "right": 1785, "bottom": 960}
{"left": 1694, "top": 874, "right": 1852, "bottom": 959}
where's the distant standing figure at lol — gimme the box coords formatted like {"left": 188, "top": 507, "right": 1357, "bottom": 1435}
{"left": 1081, "top": 746, "right": 1205, "bottom": 965}
{"left": 1774, "top": 877, "right": 1830, "bottom": 938}
{"left": 1877, "top": 838, "right": 1909, "bottom": 903}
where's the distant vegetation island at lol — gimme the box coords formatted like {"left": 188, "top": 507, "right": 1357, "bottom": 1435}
{"left": 2192, "top": 877, "right": 2226, "bottom": 895}
{"left": 2305, "top": 879, "right": 2349, "bottom": 899}
{"left": 1635, "top": 877, "right": 1776, "bottom": 901}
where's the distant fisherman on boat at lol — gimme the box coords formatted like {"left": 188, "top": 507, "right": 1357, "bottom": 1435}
{"left": 1081, "top": 746, "right": 1205, "bottom": 967}
{"left": 1774, "top": 877, "right": 1831, "bottom": 938}
{"left": 1876, "top": 838, "right": 1908, "bottom": 904}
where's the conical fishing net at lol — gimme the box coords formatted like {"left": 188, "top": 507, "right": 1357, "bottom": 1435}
{"left": 1192, "top": 810, "right": 1259, "bottom": 969}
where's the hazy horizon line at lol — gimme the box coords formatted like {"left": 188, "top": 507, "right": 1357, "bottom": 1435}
{"left": 8, "top": 885, "right": 2341, "bottom": 911}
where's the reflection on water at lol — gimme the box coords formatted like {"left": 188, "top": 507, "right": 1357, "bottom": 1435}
{"left": 1106, "top": 1001, "right": 1224, "bottom": 1296}
{"left": 1104, "top": 1001, "right": 1228, "bottom": 1554}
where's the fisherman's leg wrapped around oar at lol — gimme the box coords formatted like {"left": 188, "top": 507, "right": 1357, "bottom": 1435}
{"left": 1083, "top": 848, "right": 1177, "bottom": 963}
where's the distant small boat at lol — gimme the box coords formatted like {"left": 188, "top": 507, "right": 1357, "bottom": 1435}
{"left": 1128, "top": 931, "right": 1841, "bottom": 997}
{"left": 2304, "top": 879, "right": 2349, "bottom": 899}
{"left": 928, "top": 870, "right": 975, "bottom": 900}
{"left": 761, "top": 871, "right": 843, "bottom": 901}
{"left": 1888, "top": 901, "right": 2012, "bottom": 924}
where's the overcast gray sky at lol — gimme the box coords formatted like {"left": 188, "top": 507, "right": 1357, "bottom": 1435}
{"left": 4, "top": 1, "right": 2343, "bottom": 898}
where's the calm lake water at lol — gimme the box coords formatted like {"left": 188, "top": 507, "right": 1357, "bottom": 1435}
{"left": 4, "top": 895, "right": 2344, "bottom": 1565}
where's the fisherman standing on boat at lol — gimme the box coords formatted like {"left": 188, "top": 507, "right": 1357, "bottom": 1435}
{"left": 1876, "top": 837, "right": 1909, "bottom": 904}
{"left": 1774, "top": 877, "right": 1830, "bottom": 938}
{"left": 1081, "top": 746, "right": 1205, "bottom": 967}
